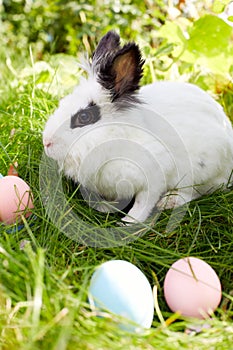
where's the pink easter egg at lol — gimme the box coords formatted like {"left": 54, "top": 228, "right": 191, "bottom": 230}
{"left": 0, "top": 176, "right": 34, "bottom": 225}
{"left": 164, "top": 257, "right": 222, "bottom": 318}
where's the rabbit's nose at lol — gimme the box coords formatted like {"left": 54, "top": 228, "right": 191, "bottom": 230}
{"left": 43, "top": 140, "right": 52, "bottom": 148}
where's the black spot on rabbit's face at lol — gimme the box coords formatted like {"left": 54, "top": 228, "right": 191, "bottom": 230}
{"left": 70, "top": 102, "right": 101, "bottom": 129}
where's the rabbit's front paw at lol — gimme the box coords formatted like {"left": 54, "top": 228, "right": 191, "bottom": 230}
{"left": 120, "top": 190, "right": 157, "bottom": 224}
{"left": 121, "top": 215, "right": 138, "bottom": 225}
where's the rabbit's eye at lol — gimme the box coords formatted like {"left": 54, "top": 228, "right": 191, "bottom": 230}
{"left": 70, "top": 103, "right": 101, "bottom": 129}
{"left": 79, "top": 111, "right": 91, "bottom": 123}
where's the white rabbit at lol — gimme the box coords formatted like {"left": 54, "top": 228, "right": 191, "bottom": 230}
{"left": 43, "top": 31, "right": 233, "bottom": 223}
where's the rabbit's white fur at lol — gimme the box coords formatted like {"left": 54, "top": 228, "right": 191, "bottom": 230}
{"left": 43, "top": 32, "right": 233, "bottom": 223}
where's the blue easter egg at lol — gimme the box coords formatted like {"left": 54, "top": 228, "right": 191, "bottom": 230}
{"left": 88, "top": 260, "right": 154, "bottom": 331}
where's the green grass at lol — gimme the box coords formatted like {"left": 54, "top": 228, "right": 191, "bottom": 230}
{"left": 1, "top": 51, "right": 233, "bottom": 350}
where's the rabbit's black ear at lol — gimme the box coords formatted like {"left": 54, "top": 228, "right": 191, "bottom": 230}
{"left": 99, "top": 43, "right": 144, "bottom": 102}
{"left": 93, "top": 31, "right": 121, "bottom": 63}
